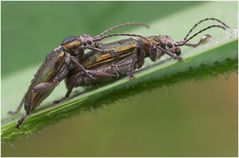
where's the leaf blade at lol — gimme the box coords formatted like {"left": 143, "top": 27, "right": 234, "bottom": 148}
{"left": 2, "top": 1, "right": 238, "bottom": 142}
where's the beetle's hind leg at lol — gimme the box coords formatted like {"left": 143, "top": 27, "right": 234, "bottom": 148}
{"left": 16, "top": 112, "right": 29, "bottom": 129}
{"left": 29, "top": 61, "right": 69, "bottom": 106}
{"left": 53, "top": 73, "right": 80, "bottom": 105}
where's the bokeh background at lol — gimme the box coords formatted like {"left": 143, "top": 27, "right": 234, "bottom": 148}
{"left": 2, "top": 1, "right": 238, "bottom": 156}
{"left": 2, "top": 1, "right": 202, "bottom": 77}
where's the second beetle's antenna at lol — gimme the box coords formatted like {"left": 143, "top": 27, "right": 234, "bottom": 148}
{"left": 96, "top": 22, "right": 149, "bottom": 38}
{"left": 96, "top": 33, "right": 152, "bottom": 44}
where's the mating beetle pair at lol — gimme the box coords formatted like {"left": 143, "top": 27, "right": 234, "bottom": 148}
{"left": 9, "top": 18, "right": 229, "bottom": 128}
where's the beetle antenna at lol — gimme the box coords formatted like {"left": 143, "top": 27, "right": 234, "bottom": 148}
{"left": 177, "top": 24, "right": 228, "bottom": 46}
{"left": 183, "top": 18, "right": 229, "bottom": 41}
{"left": 96, "top": 22, "right": 149, "bottom": 38}
{"left": 96, "top": 33, "right": 152, "bottom": 44}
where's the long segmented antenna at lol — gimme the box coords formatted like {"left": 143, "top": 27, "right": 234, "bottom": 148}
{"left": 96, "top": 22, "right": 149, "bottom": 38}
{"left": 177, "top": 24, "right": 227, "bottom": 46}
{"left": 96, "top": 33, "right": 152, "bottom": 44}
{"left": 183, "top": 18, "right": 229, "bottom": 41}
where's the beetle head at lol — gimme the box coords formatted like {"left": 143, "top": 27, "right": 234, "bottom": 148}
{"left": 154, "top": 35, "right": 181, "bottom": 56}
{"left": 152, "top": 18, "right": 229, "bottom": 59}
{"left": 61, "top": 36, "right": 82, "bottom": 50}
{"left": 61, "top": 34, "right": 97, "bottom": 51}
{"left": 80, "top": 34, "right": 95, "bottom": 46}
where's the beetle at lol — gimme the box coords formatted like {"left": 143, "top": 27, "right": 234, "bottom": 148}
{"left": 11, "top": 18, "right": 229, "bottom": 128}
{"left": 63, "top": 18, "right": 229, "bottom": 99}
{"left": 9, "top": 22, "right": 151, "bottom": 128}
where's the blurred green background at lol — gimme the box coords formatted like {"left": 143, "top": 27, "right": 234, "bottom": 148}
{"left": 2, "top": 1, "right": 201, "bottom": 77}
{"left": 2, "top": 1, "right": 238, "bottom": 156}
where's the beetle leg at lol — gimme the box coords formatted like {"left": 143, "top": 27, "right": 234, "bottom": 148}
{"left": 65, "top": 63, "right": 124, "bottom": 89}
{"left": 128, "top": 39, "right": 145, "bottom": 79}
{"left": 27, "top": 79, "right": 60, "bottom": 108}
{"left": 111, "top": 64, "right": 121, "bottom": 78}
{"left": 65, "top": 72, "right": 82, "bottom": 98}
{"left": 57, "top": 69, "right": 113, "bottom": 103}
{"left": 149, "top": 45, "right": 158, "bottom": 61}
{"left": 53, "top": 77, "right": 77, "bottom": 104}
{"left": 66, "top": 56, "right": 137, "bottom": 89}
{"left": 16, "top": 112, "right": 29, "bottom": 129}
{"left": 68, "top": 69, "right": 117, "bottom": 87}
{"left": 70, "top": 56, "right": 96, "bottom": 81}
{"left": 55, "top": 58, "right": 112, "bottom": 103}
{"left": 87, "top": 69, "right": 117, "bottom": 78}
{"left": 28, "top": 62, "right": 70, "bottom": 107}
{"left": 156, "top": 46, "right": 182, "bottom": 60}
{"left": 56, "top": 72, "right": 83, "bottom": 103}
{"left": 84, "top": 59, "right": 138, "bottom": 80}
{"left": 30, "top": 62, "right": 70, "bottom": 94}
{"left": 74, "top": 47, "right": 85, "bottom": 60}
{"left": 31, "top": 79, "right": 59, "bottom": 94}
{"left": 58, "top": 68, "right": 116, "bottom": 102}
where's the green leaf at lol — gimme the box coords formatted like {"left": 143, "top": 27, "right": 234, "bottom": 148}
{"left": 2, "top": 2, "right": 238, "bottom": 142}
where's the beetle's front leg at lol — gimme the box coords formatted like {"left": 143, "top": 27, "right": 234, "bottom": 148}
{"left": 69, "top": 56, "right": 96, "bottom": 81}
{"left": 65, "top": 68, "right": 117, "bottom": 92}
{"left": 73, "top": 47, "right": 85, "bottom": 60}
{"left": 128, "top": 39, "right": 145, "bottom": 79}
{"left": 56, "top": 69, "right": 115, "bottom": 104}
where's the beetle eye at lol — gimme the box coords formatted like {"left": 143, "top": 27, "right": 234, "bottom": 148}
{"left": 166, "top": 42, "right": 173, "bottom": 48}
{"left": 175, "top": 48, "right": 181, "bottom": 56}
{"left": 87, "top": 40, "right": 93, "bottom": 45}
{"left": 62, "top": 36, "right": 77, "bottom": 45}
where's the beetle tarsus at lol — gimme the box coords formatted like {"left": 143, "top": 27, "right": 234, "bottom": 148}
{"left": 53, "top": 97, "right": 68, "bottom": 105}
{"left": 128, "top": 72, "right": 135, "bottom": 79}
{"left": 16, "top": 113, "right": 28, "bottom": 129}
{"left": 8, "top": 110, "right": 19, "bottom": 115}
